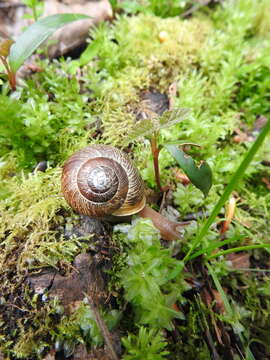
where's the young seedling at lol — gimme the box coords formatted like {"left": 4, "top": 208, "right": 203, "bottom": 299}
{"left": 0, "top": 14, "right": 88, "bottom": 90}
{"left": 22, "top": 0, "right": 44, "bottom": 21}
{"left": 131, "top": 106, "right": 213, "bottom": 197}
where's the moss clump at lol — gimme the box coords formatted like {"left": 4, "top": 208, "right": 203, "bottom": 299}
{"left": 84, "top": 15, "right": 212, "bottom": 145}
{"left": 1, "top": 0, "right": 270, "bottom": 358}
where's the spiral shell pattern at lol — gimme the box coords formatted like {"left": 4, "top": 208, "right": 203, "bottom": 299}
{"left": 61, "top": 144, "right": 146, "bottom": 217}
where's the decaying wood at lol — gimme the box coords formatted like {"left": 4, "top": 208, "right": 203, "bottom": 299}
{"left": 28, "top": 253, "right": 108, "bottom": 314}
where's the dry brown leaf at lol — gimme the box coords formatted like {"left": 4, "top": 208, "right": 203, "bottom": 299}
{"left": 212, "top": 289, "right": 226, "bottom": 314}
{"left": 226, "top": 252, "right": 250, "bottom": 270}
{"left": 220, "top": 196, "right": 237, "bottom": 234}
{"left": 262, "top": 177, "right": 270, "bottom": 190}
{"left": 173, "top": 168, "right": 191, "bottom": 185}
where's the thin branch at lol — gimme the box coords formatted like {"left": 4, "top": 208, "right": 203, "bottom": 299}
{"left": 84, "top": 292, "right": 119, "bottom": 360}
{"left": 181, "top": 0, "right": 212, "bottom": 18}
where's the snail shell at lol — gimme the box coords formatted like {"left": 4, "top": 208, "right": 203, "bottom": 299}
{"left": 61, "top": 144, "right": 146, "bottom": 217}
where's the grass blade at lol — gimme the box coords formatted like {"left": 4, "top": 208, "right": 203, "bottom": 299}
{"left": 188, "top": 235, "right": 245, "bottom": 260}
{"left": 207, "top": 244, "right": 270, "bottom": 260}
{"left": 184, "top": 117, "right": 270, "bottom": 262}
{"left": 206, "top": 262, "right": 255, "bottom": 360}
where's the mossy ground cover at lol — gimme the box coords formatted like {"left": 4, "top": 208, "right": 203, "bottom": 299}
{"left": 0, "top": 0, "right": 270, "bottom": 358}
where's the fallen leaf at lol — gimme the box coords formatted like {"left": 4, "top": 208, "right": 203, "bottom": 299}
{"left": 262, "top": 177, "right": 270, "bottom": 190}
{"left": 226, "top": 252, "right": 250, "bottom": 269}
{"left": 212, "top": 289, "right": 226, "bottom": 314}
{"left": 173, "top": 168, "right": 191, "bottom": 185}
{"left": 220, "top": 196, "right": 237, "bottom": 234}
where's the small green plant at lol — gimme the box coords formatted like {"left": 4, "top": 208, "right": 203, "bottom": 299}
{"left": 0, "top": 14, "right": 88, "bottom": 90}
{"left": 123, "top": 105, "right": 213, "bottom": 195}
{"left": 54, "top": 302, "right": 121, "bottom": 357}
{"left": 22, "top": 0, "right": 44, "bottom": 21}
{"left": 122, "top": 327, "right": 169, "bottom": 360}
{"left": 115, "top": 218, "right": 189, "bottom": 330}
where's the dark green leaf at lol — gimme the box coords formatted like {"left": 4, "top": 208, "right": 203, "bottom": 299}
{"left": 9, "top": 13, "right": 89, "bottom": 72}
{"left": 128, "top": 108, "right": 189, "bottom": 142}
{"left": 165, "top": 144, "right": 212, "bottom": 197}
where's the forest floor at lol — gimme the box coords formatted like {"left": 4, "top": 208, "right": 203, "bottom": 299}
{"left": 0, "top": 0, "right": 270, "bottom": 359}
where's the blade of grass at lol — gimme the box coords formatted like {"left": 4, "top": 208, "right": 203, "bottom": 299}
{"left": 184, "top": 117, "right": 270, "bottom": 262}
{"left": 206, "top": 262, "right": 233, "bottom": 316}
{"left": 188, "top": 235, "right": 245, "bottom": 260}
{"left": 207, "top": 244, "right": 270, "bottom": 260}
{"left": 206, "top": 262, "right": 255, "bottom": 360}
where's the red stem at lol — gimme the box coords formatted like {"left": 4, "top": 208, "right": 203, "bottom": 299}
{"left": 0, "top": 55, "right": 16, "bottom": 91}
{"left": 150, "top": 133, "right": 162, "bottom": 192}
{"left": 9, "top": 70, "right": 16, "bottom": 91}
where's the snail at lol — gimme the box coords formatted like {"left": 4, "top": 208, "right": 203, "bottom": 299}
{"left": 62, "top": 144, "right": 184, "bottom": 241}
{"left": 61, "top": 144, "right": 146, "bottom": 218}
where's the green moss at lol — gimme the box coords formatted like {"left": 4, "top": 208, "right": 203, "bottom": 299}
{"left": 122, "top": 327, "right": 169, "bottom": 360}
{"left": 1, "top": 0, "right": 270, "bottom": 358}
{"left": 53, "top": 302, "right": 121, "bottom": 357}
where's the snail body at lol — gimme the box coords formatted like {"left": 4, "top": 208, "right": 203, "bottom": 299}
{"left": 61, "top": 144, "right": 146, "bottom": 218}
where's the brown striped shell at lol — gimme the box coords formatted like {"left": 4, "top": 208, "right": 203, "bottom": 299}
{"left": 61, "top": 145, "right": 146, "bottom": 217}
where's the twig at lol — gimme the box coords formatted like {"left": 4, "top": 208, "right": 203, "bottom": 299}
{"left": 159, "top": 190, "right": 167, "bottom": 213}
{"left": 181, "top": 0, "right": 212, "bottom": 18}
{"left": 84, "top": 292, "right": 119, "bottom": 360}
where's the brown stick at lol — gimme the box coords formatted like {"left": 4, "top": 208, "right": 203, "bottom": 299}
{"left": 138, "top": 205, "right": 186, "bottom": 241}
{"left": 85, "top": 292, "right": 119, "bottom": 360}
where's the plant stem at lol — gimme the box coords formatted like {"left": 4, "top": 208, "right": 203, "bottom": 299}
{"left": 184, "top": 117, "right": 270, "bottom": 262}
{"left": 0, "top": 55, "right": 16, "bottom": 90}
{"left": 8, "top": 69, "right": 16, "bottom": 91}
{"left": 32, "top": 6, "right": 38, "bottom": 21}
{"left": 150, "top": 132, "right": 162, "bottom": 191}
